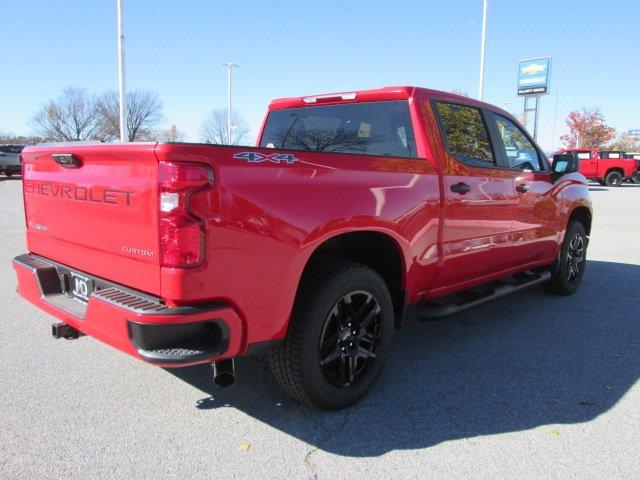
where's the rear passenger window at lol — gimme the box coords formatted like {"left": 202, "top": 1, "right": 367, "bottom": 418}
{"left": 435, "top": 102, "right": 495, "bottom": 167}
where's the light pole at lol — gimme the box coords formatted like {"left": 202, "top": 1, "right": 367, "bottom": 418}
{"left": 478, "top": 0, "right": 488, "bottom": 101}
{"left": 117, "top": 0, "right": 126, "bottom": 142}
{"left": 551, "top": 89, "right": 559, "bottom": 151}
{"left": 222, "top": 63, "right": 238, "bottom": 145}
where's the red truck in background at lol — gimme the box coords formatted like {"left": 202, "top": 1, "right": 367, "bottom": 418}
{"left": 557, "top": 148, "right": 638, "bottom": 186}
{"left": 14, "top": 87, "right": 592, "bottom": 409}
{"left": 624, "top": 152, "right": 640, "bottom": 183}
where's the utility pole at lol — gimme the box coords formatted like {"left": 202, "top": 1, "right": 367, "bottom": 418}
{"left": 478, "top": 0, "right": 488, "bottom": 100}
{"left": 222, "top": 63, "right": 238, "bottom": 145}
{"left": 533, "top": 96, "right": 541, "bottom": 140}
{"left": 551, "top": 89, "right": 559, "bottom": 151}
{"left": 117, "top": 0, "right": 126, "bottom": 142}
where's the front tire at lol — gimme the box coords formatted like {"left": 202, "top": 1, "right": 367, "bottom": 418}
{"left": 269, "top": 261, "right": 394, "bottom": 410}
{"left": 543, "top": 221, "right": 587, "bottom": 295}
{"left": 631, "top": 173, "right": 640, "bottom": 185}
{"left": 604, "top": 170, "right": 623, "bottom": 187}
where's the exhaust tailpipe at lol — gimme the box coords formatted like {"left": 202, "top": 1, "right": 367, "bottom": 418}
{"left": 212, "top": 359, "right": 236, "bottom": 388}
{"left": 51, "top": 322, "right": 83, "bottom": 340}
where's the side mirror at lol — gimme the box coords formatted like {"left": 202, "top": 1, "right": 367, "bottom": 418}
{"left": 552, "top": 153, "right": 578, "bottom": 178}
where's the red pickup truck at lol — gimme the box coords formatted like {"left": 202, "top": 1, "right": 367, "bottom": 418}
{"left": 624, "top": 152, "right": 640, "bottom": 183}
{"left": 14, "top": 87, "right": 592, "bottom": 409}
{"left": 557, "top": 148, "right": 638, "bottom": 186}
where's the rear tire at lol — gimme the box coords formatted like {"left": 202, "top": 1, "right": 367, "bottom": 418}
{"left": 543, "top": 221, "right": 587, "bottom": 296}
{"left": 631, "top": 174, "right": 640, "bottom": 185}
{"left": 268, "top": 261, "right": 394, "bottom": 410}
{"left": 604, "top": 171, "right": 623, "bottom": 187}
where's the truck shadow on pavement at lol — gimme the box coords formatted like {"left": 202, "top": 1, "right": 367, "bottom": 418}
{"left": 166, "top": 259, "right": 639, "bottom": 457}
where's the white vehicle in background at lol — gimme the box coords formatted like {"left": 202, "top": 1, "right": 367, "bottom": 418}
{"left": 0, "top": 145, "right": 23, "bottom": 178}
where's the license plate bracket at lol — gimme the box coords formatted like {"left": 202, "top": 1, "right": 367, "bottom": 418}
{"left": 68, "top": 271, "right": 94, "bottom": 304}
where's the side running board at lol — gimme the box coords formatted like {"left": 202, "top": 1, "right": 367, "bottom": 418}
{"left": 417, "top": 270, "right": 551, "bottom": 320}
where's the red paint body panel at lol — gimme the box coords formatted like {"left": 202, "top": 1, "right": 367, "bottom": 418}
{"left": 15, "top": 86, "right": 592, "bottom": 366}
{"left": 21, "top": 143, "right": 161, "bottom": 294}
{"left": 154, "top": 143, "right": 440, "bottom": 345}
{"left": 13, "top": 260, "right": 244, "bottom": 366}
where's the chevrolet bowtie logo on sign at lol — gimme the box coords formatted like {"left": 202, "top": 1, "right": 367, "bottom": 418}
{"left": 521, "top": 63, "right": 546, "bottom": 75}
{"left": 517, "top": 57, "right": 551, "bottom": 96}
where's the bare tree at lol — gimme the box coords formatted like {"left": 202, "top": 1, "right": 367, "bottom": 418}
{"left": 158, "top": 125, "right": 188, "bottom": 142}
{"left": 200, "top": 108, "right": 251, "bottom": 145}
{"left": 96, "top": 90, "right": 163, "bottom": 141}
{"left": 30, "top": 86, "right": 99, "bottom": 141}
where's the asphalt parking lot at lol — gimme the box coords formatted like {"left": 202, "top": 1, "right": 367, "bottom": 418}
{"left": 0, "top": 175, "right": 638, "bottom": 479}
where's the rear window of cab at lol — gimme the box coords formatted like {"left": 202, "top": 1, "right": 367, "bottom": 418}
{"left": 260, "top": 101, "right": 418, "bottom": 158}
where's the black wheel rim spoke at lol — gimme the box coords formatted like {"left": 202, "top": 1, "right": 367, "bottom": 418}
{"left": 338, "top": 356, "right": 346, "bottom": 383}
{"left": 566, "top": 233, "right": 585, "bottom": 283}
{"left": 351, "top": 294, "right": 373, "bottom": 321}
{"left": 339, "top": 295, "right": 356, "bottom": 321}
{"left": 320, "top": 347, "right": 341, "bottom": 366}
{"left": 359, "top": 305, "right": 380, "bottom": 330}
{"left": 360, "top": 332, "right": 380, "bottom": 345}
{"left": 347, "top": 356, "right": 356, "bottom": 385}
{"left": 357, "top": 344, "right": 376, "bottom": 359}
{"left": 318, "top": 290, "right": 383, "bottom": 388}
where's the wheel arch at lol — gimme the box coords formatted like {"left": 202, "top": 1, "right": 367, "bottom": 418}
{"left": 297, "top": 230, "right": 407, "bottom": 326}
{"left": 605, "top": 168, "right": 624, "bottom": 178}
{"left": 568, "top": 205, "right": 592, "bottom": 236}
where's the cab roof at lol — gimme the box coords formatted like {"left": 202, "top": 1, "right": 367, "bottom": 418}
{"left": 268, "top": 86, "right": 501, "bottom": 112}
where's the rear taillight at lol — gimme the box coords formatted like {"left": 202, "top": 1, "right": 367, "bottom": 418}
{"left": 158, "top": 161, "right": 214, "bottom": 268}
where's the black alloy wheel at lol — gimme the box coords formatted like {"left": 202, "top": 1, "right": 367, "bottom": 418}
{"left": 543, "top": 221, "right": 587, "bottom": 296}
{"left": 566, "top": 233, "right": 585, "bottom": 284}
{"left": 269, "top": 261, "right": 394, "bottom": 410}
{"left": 605, "top": 171, "right": 623, "bottom": 187}
{"left": 319, "top": 290, "right": 383, "bottom": 388}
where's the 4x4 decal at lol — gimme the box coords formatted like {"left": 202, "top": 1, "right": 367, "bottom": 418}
{"left": 233, "top": 152, "right": 299, "bottom": 165}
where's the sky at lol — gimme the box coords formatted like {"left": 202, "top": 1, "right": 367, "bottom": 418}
{"left": 2, "top": 0, "right": 639, "bottom": 151}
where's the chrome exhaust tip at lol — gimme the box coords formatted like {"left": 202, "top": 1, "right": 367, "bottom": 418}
{"left": 212, "top": 359, "right": 235, "bottom": 388}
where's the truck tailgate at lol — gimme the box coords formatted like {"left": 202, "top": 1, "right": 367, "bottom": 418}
{"left": 21, "top": 143, "right": 161, "bottom": 295}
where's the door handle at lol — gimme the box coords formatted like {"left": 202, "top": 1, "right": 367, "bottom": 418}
{"left": 515, "top": 184, "right": 530, "bottom": 193}
{"left": 450, "top": 182, "right": 471, "bottom": 194}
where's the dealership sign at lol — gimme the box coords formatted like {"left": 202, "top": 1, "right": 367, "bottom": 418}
{"left": 517, "top": 57, "right": 551, "bottom": 96}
